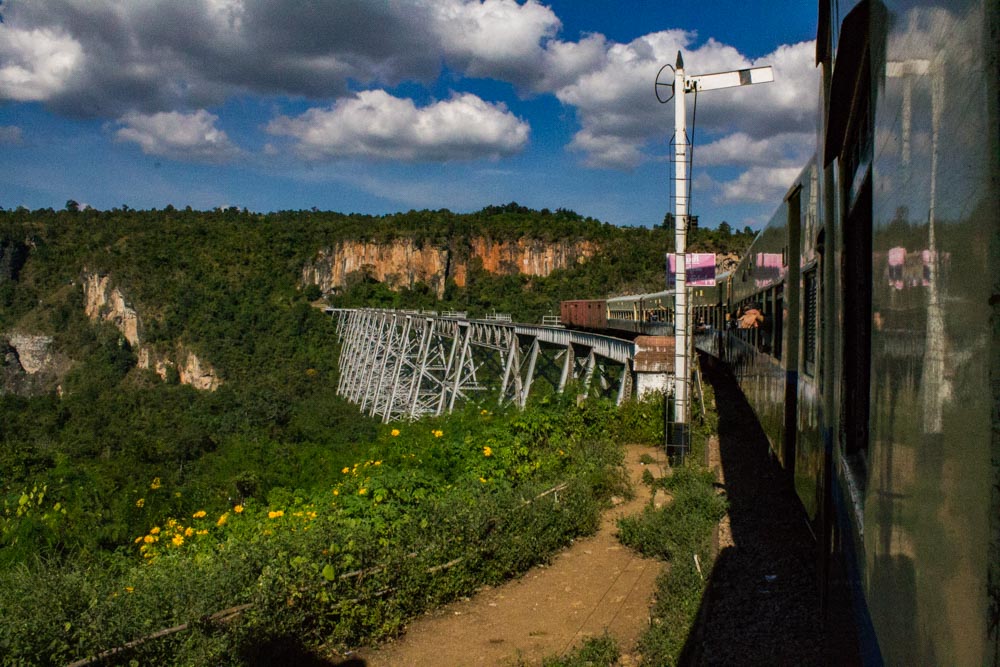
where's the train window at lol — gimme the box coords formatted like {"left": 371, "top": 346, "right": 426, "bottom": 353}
{"left": 803, "top": 267, "right": 818, "bottom": 376}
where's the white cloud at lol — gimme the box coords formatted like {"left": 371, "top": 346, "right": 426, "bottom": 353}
{"left": 0, "top": 125, "right": 24, "bottom": 145}
{"left": 115, "top": 110, "right": 243, "bottom": 163}
{"left": 267, "top": 90, "right": 529, "bottom": 162}
{"left": 547, "top": 34, "right": 819, "bottom": 170}
{"left": 697, "top": 131, "right": 814, "bottom": 167}
{"left": 0, "top": 26, "right": 82, "bottom": 101}
{"left": 717, "top": 166, "right": 802, "bottom": 204}
{"left": 430, "top": 0, "right": 560, "bottom": 81}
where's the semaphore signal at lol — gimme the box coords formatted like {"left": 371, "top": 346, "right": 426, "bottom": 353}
{"left": 656, "top": 51, "right": 773, "bottom": 459}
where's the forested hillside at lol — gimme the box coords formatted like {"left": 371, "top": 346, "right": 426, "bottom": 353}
{"left": 0, "top": 203, "right": 752, "bottom": 662}
{"left": 1, "top": 203, "right": 753, "bottom": 560}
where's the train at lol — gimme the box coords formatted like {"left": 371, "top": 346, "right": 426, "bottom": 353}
{"left": 565, "top": 1, "right": 1000, "bottom": 663}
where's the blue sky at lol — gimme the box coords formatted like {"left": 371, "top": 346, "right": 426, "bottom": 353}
{"left": 0, "top": 1, "right": 819, "bottom": 229}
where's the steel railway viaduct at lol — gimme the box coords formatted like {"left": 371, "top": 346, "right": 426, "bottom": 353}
{"left": 327, "top": 308, "right": 674, "bottom": 423}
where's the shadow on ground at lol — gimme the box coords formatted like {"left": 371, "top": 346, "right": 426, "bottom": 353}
{"left": 675, "top": 354, "right": 860, "bottom": 666}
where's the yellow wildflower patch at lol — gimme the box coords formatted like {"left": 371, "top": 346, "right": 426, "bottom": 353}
{"left": 192, "top": 510, "right": 207, "bottom": 519}
{"left": 217, "top": 513, "right": 228, "bottom": 527}
{"left": 268, "top": 510, "right": 284, "bottom": 519}
{"left": 391, "top": 429, "right": 400, "bottom": 437}
{"left": 150, "top": 477, "right": 162, "bottom": 490}
{"left": 172, "top": 534, "right": 184, "bottom": 547}
{"left": 234, "top": 505, "right": 244, "bottom": 513}
{"left": 150, "top": 527, "right": 160, "bottom": 535}
{"left": 483, "top": 446, "right": 493, "bottom": 457}
{"left": 135, "top": 498, "right": 145, "bottom": 508}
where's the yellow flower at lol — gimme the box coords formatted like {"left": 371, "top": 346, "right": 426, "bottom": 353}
{"left": 433, "top": 429, "right": 443, "bottom": 438}
{"left": 196, "top": 529, "right": 208, "bottom": 536}
{"left": 125, "top": 586, "right": 134, "bottom": 593}
{"left": 481, "top": 409, "right": 489, "bottom": 415}
{"left": 150, "top": 477, "right": 161, "bottom": 490}
{"left": 342, "top": 467, "right": 350, "bottom": 474}
{"left": 483, "top": 446, "right": 493, "bottom": 457}
{"left": 391, "top": 429, "right": 400, "bottom": 437}
{"left": 268, "top": 510, "right": 284, "bottom": 519}
{"left": 479, "top": 477, "right": 488, "bottom": 483}
{"left": 234, "top": 505, "right": 244, "bottom": 514}
{"left": 217, "top": 513, "right": 229, "bottom": 527}
{"left": 192, "top": 510, "right": 206, "bottom": 519}
{"left": 332, "top": 489, "right": 339, "bottom": 496}
{"left": 172, "top": 534, "right": 184, "bottom": 547}
{"left": 374, "top": 460, "right": 382, "bottom": 466}
{"left": 134, "top": 536, "right": 143, "bottom": 544}
{"left": 150, "top": 527, "right": 160, "bottom": 535}
{"left": 358, "top": 488, "right": 367, "bottom": 496}
{"left": 184, "top": 527, "right": 194, "bottom": 538}
{"left": 135, "top": 498, "right": 145, "bottom": 508}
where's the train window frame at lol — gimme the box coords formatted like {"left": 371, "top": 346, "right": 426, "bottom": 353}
{"left": 802, "top": 264, "right": 819, "bottom": 377}
{"left": 773, "top": 285, "right": 784, "bottom": 361}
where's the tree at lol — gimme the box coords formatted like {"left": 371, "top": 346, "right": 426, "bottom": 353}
{"left": 718, "top": 221, "right": 732, "bottom": 235}
{"left": 65, "top": 200, "right": 80, "bottom": 212}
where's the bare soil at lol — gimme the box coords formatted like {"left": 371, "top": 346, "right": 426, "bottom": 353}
{"left": 352, "top": 443, "right": 668, "bottom": 667}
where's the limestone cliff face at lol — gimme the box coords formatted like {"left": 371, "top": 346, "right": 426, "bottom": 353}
{"left": 83, "top": 274, "right": 142, "bottom": 347}
{"left": 83, "top": 272, "right": 220, "bottom": 391}
{"left": 2, "top": 332, "right": 72, "bottom": 396}
{"left": 302, "top": 237, "right": 597, "bottom": 296}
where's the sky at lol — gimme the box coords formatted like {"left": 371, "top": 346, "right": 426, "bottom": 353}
{"left": 0, "top": 0, "right": 820, "bottom": 229}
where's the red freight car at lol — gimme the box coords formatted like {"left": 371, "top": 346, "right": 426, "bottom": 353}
{"left": 559, "top": 299, "right": 607, "bottom": 330}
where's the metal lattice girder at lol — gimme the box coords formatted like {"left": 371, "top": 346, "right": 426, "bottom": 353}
{"left": 326, "top": 308, "right": 640, "bottom": 420}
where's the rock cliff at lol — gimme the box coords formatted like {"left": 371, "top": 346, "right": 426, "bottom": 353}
{"left": 2, "top": 332, "right": 72, "bottom": 396}
{"left": 83, "top": 273, "right": 221, "bottom": 391}
{"left": 302, "top": 237, "right": 597, "bottom": 297}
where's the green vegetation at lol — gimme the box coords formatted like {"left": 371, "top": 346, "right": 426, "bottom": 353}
{"left": 541, "top": 634, "right": 620, "bottom": 666}
{"left": 0, "top": 203, "right": 742, "bottom": 664}
{"left": 618, "top": 379, "right": 726, "bottom": 666}
{"left": 0, "top": 397, "right": 652, "bottom": 664}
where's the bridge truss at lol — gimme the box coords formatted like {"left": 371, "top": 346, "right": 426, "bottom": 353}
{"left": 328, "top": 308, "right": 637, "bottom": 422}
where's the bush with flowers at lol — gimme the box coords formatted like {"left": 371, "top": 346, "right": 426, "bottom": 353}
{"left": 0, "top": 393, "right": 665, "bottom": 664}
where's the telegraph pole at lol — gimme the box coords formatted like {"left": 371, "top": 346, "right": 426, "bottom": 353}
{"left": 656, "top": 52, "right": 773, "bottom": 457}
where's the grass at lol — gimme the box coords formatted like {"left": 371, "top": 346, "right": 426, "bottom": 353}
{"left": 0, "top": 394, "right": 664, "bottom": 666}
{"left": 616, "top": 377, "right": 727, "bottom": 666}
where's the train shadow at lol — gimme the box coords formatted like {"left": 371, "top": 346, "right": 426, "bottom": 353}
{"left": 674, "top": 354, "right": 856, "bottom": 666}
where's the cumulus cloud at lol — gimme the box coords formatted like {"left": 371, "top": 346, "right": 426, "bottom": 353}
{"left": 717, "top": 166, "right": 803, "bottom": 204}
{"left": 267, "top": 90, "right": 529, "bottom": 162}
{"left": 0, "top": 0, "right": 821, "bottom": 199}
{"left": 430, "top": 0, "right": 560, "bottom": 82}
{"left": 115, "top": 109, "right": 243, "bottom": 162}
{"left": 548, "top": 34, "right": 819, "bottom": 169}
{"left": 0, "top": 0, "right": 563, "bottom": 116}
{"left": 0, "top": 25, "right": 82, "bottom": 102}
{"left": 697, "top": 131, "right": 814, "bottom": 167}
{"left": 0, "top": 125, "right": 24, "bottom": 145}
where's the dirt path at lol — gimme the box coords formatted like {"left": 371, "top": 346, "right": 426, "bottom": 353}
{"left": 356, "top": 443, "right": 667, "bottom": 667}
